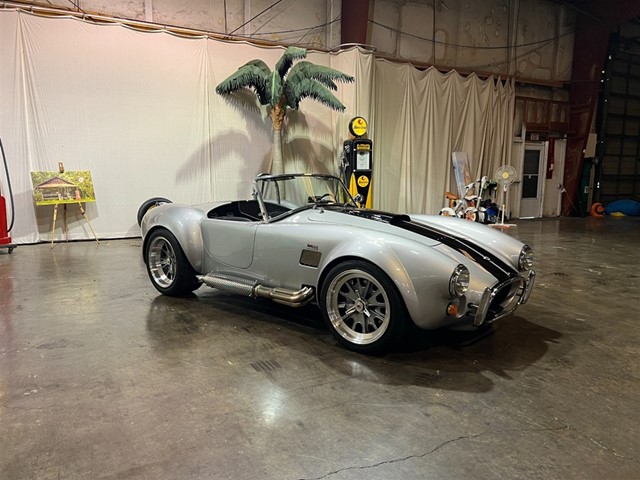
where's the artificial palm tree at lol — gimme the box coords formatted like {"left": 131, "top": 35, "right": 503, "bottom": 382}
{"left": 215, "top": 47, "right": 354, "bottom": 174}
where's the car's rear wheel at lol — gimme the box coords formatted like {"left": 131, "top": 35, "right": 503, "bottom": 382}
{"left": 137, "top": 197, "right": 171, "bottom": 227}
{"left": 320, "top": 260, "right": 407, "bottom": 354}
{"left": 145, "top": 229, "right": 200, "bottom": 296}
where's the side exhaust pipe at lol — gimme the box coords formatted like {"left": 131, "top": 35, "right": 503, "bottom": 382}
{"left": 197, "top": 274, "right": 314, "bottom": 307}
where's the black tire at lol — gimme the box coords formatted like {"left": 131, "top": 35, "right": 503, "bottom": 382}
{"left": 319, "top": 260, "right": 408, "bottom": 354}
{"left": 144, "top": 229, "right": 201, "bottom": 296}
{"left": 137, "top": 197, "right": 172, "bottom": 227}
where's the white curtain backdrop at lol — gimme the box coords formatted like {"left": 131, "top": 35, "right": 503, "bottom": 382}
{"left": 0, "top": 9, "right": 514, "bottom": 245}
{"left": 372, "top": 61, "right": 515, "bottom": 214}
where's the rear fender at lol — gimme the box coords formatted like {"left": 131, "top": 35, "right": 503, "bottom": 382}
{"left": 142, "top": 204, "right": 205, "bottom": 272}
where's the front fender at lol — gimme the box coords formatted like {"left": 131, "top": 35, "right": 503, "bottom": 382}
{"left": 141, "top": 203, "right": 206, "bottom": 272}
{"left": 319, "top": 235, "right": 462, "bottom": 329}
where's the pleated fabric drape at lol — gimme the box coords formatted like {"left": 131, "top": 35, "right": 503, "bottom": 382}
{"left": 0, "top": 10, "right": 514, "bottom": 244}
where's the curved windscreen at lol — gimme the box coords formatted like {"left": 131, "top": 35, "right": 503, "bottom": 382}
{"left": 255, "top": 174, "right": 355, "bottom": 218}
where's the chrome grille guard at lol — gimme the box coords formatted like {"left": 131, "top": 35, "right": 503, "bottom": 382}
{"left": 473, "top": 270, "right": 536, "bottom": 326}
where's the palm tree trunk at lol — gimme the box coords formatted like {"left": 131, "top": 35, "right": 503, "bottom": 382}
{"left": 270, "top": 104, "right": 285, "bottom": 174}
{"left": 272, "top": 128, "right": 283, "bottom": 174}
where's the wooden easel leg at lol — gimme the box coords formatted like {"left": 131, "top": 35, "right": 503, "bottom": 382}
{"left": 63, "top": 204, "right": 68, "bottom": 242}
{"left": 76, "top": 202, "right": 99, "bottom": 244}
{"left": 51, "top": 203, "right": 59, "bottom": 249}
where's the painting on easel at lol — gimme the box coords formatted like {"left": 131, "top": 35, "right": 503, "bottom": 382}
{"left": 31, "top": 169, "right": 99, "bottom": 247}
{"left": 31, "top": 170, "right": 96, "bottom": 206}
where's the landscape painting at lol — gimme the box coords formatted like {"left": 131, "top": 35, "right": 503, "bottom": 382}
{"left": 31, "top": 170, "right": 96, "bottom": 206}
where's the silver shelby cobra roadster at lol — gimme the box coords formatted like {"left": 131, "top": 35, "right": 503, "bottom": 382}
{"left": 138, "top": 173, "right": 535, "bottom": 354}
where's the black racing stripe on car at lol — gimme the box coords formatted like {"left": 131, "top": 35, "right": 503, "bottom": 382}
{"left": 345, "top": 209, "right": 515, "bottom": 281}
{"left": 392, "top": 219, "right": 517, "bottom": 281}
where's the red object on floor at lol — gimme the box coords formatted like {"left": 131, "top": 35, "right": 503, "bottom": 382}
{"left": 0, "top": 193, "right": 11, "bottom": 245}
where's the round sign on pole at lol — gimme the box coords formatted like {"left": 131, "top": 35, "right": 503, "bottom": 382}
{"left": 349, "top": 117, "right": 368, "bottom": 137}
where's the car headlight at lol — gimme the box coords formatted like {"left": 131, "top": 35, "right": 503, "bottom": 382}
{"left": 449, "top": 265, "right": 470, "bottom": 297}
{"left": 518, "top": 245, "right": 534, "bottom": 271}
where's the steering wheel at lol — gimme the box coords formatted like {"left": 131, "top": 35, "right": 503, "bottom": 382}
{"left": 308, "top": 193, "right": 335, "bottom": 205}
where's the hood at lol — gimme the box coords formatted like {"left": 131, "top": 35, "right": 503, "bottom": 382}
{"left": 304, "top": 208, "right": 441, "bottom": 247}
{"left": 305, "top": 207, "right": 519, "bottom": 283}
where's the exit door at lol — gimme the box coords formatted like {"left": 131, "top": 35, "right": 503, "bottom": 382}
{"left": 519, "top": 144, "right": 546, "bottom": 218}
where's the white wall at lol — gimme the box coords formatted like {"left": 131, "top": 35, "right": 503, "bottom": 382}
{"left": 8, "top": 0, "right": 342, "bottom": 49}
{"left": 0, "top": 10, "right": 353, "bottom": 243}
{"left": 370, "top": 0, "right": 575, "bottom": 83}
{"left": 8, "top": 0, "right": 575, "bottom": 84}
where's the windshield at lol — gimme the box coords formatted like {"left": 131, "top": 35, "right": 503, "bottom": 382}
{"left": 255, "top": 174, "right": 356, "bottom": 219}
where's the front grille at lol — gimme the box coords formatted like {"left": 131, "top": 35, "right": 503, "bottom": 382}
{"left": 474, "top": 276, "right": 525, "bottom": 326}
{"left": 486, "top": 280, "right": 521, "bottom": 320}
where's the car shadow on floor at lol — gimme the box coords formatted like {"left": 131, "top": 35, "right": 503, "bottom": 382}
{"left": 145, "top": 291, "right": 563, "bottom": 393}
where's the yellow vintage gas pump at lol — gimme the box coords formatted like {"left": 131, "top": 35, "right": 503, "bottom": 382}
{"left": 341, "top": 117, "right": 373, "bottom": 208}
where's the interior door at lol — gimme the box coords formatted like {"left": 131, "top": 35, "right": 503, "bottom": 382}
{"left": 519, "top": 144, "right": 546, "bottom": 218}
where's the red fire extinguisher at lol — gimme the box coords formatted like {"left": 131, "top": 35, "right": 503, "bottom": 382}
{"left": 1, "top": 138, "right": 16, "bottom": 253}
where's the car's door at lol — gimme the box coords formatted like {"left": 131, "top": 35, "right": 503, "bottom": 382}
{"left": 200, "top": 218, "right": 258, "bottom": 269}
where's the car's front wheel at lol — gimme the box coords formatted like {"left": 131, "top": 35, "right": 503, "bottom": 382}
{"left": 320, "top": 260, "right": 407, "bottom": 354}
{"left": 145, "top": 229, "right": 201, "bottom": 296}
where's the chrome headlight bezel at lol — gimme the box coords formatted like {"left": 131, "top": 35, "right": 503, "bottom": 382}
{"left": 518, "top": 245, "right": 534, "bottom": 271}
{"left": 449, "top": 264, "right": 470, "bottom": 297}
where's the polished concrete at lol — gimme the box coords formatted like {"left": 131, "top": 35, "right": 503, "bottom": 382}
{"left": 1, "top": 217, "right": 639, "bottom": 480}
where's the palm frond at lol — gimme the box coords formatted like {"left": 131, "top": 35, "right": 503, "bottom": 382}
{"left": 216, "top": 64, "right": 272, "bottom": 105}
{"left": 270, "top": 70, "right": 283, "bottom": 107}
{"left": 285, "top": 61, "right": 354, "bottom": 91}
{"left": 245, "top": 59, "right": 272, "bottom": 77}
{"left": 285, "top": 78, "right": 347, "bottom": 111}
{"left": 275, "top": 46, "right": 307, "bottom": 78}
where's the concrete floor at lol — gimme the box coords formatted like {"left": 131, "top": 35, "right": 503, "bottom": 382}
{"left": 1, "top": 217, "right": 639, "bottom": 480}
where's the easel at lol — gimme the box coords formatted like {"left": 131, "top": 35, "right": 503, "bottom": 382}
{"left": 51, "top": 200, "right": 99, "bottom": 248}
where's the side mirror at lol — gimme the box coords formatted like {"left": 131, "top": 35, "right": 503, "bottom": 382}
{"left": 354, "top": 193, "right": 364, "bottom": 207}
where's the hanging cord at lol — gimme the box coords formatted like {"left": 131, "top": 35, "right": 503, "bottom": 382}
{"left": 0, "top": 138, "right": 15, "bottom": 232}
{"left": 228, "top": 0, "right": 286, "bottom": 35}
{"left": 560, "top": 184, "right": 578, "bottom": 216}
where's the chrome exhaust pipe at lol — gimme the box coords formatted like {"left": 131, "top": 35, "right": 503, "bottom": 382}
{"left": 197, "top": 274, "right": 314, "bottom": 307}
{"left": 253, "top": 285, "right": 314, "bottom": 307}
{"left": 197, "top": 274, "right": 254, "bottom": 296}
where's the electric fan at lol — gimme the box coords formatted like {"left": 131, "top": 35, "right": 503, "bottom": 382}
{"left": 492, "top": 165, "right": 517, "bottom": 228}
